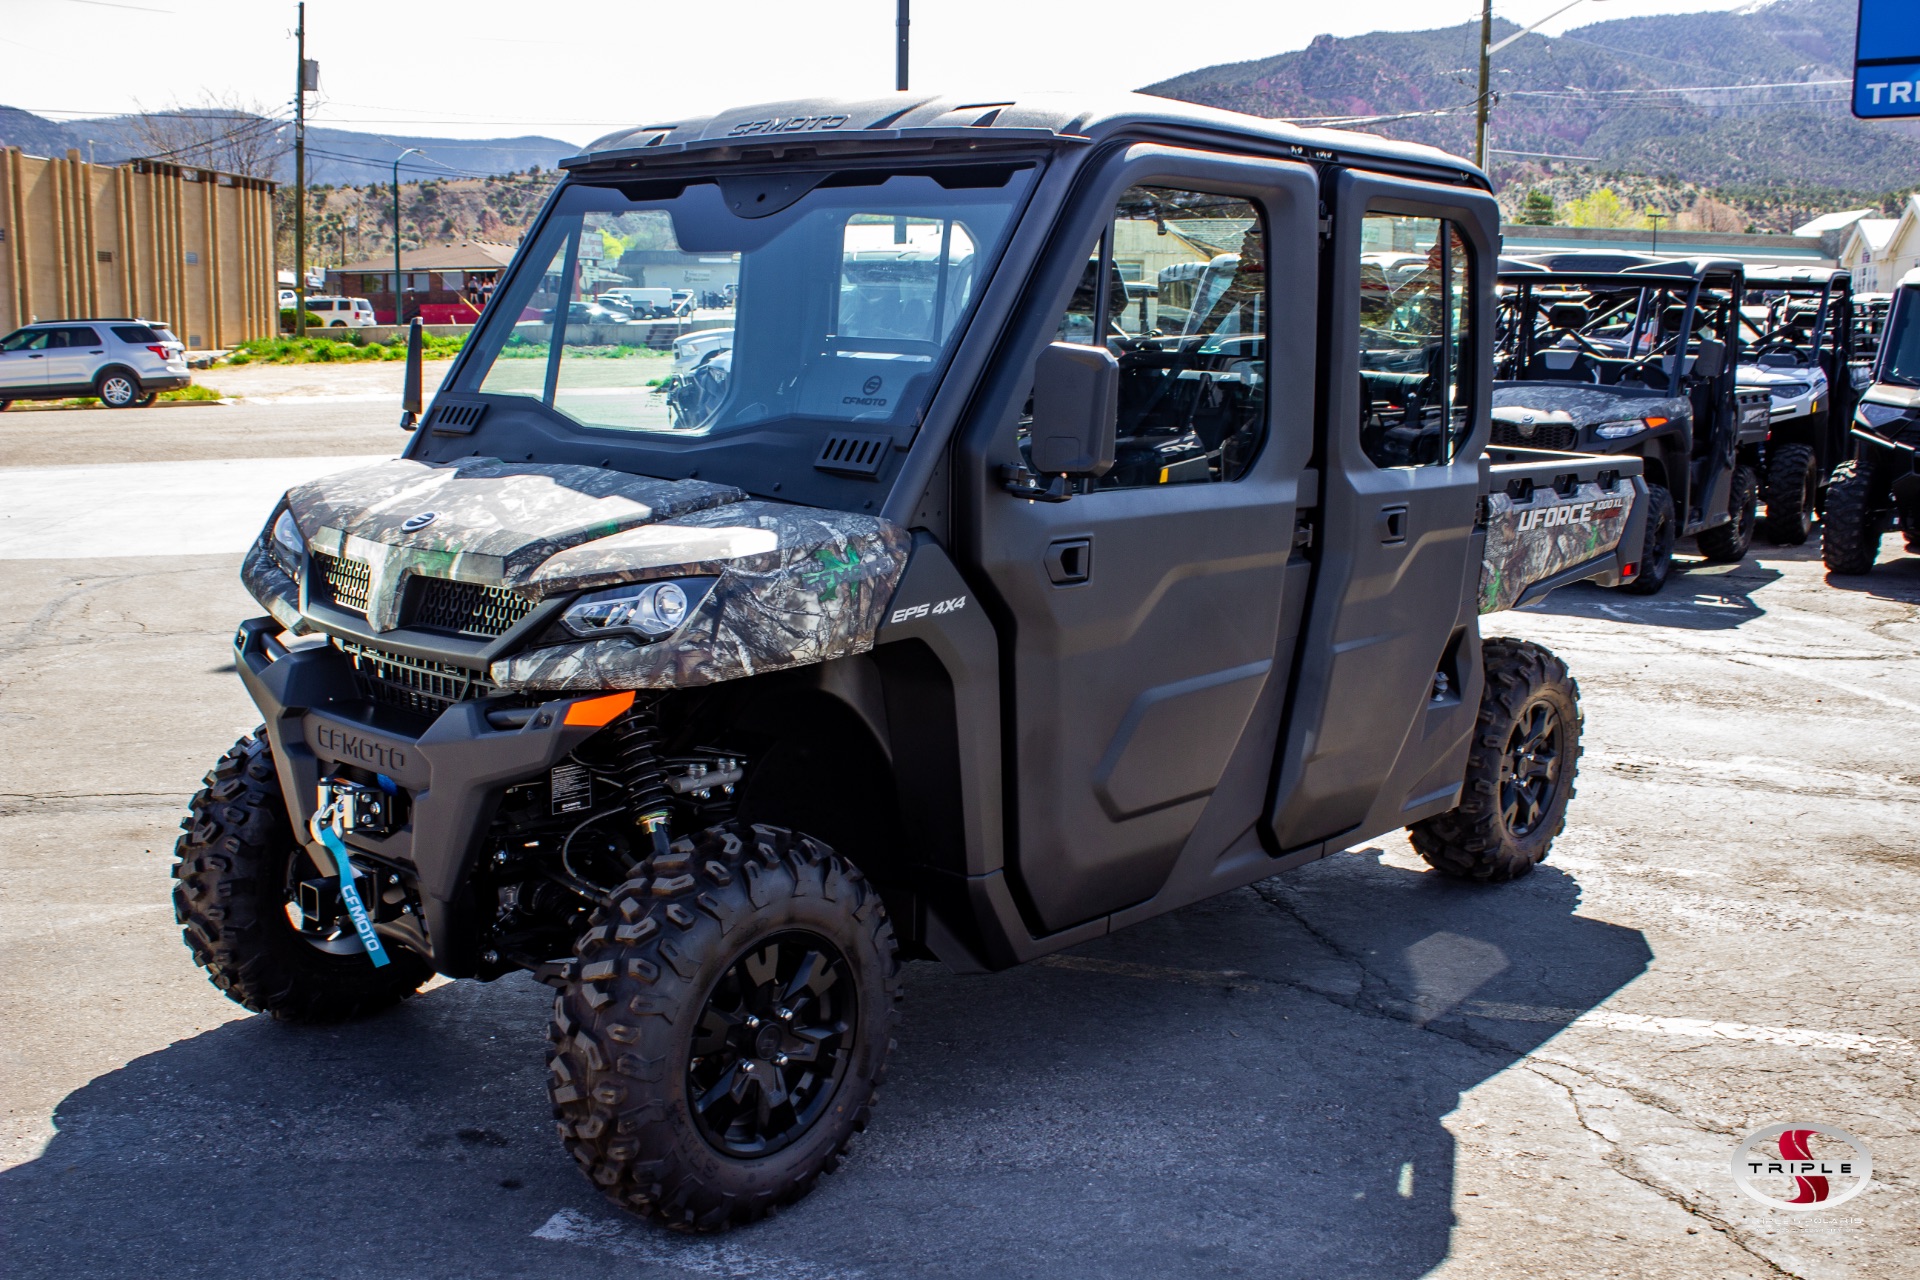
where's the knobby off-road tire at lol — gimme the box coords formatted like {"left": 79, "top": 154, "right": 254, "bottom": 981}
{"left": 1697, "top": 464, "right": 1760, "bottom": 563}
{"left": 1616, "top": 482, "right": 1677, "bottom": 594}
{"left": 1764, "top": 443, "right": 1818, "bottom": 545}
{"left": 1821, "top": 461, "right": 1880, "bottom": 575}
{"left": 172, "top": 730, "right": 432, "bottom": 1020}
{"left": 548, "top": 822, "right": 901, "bottom": 1232}
{"left": 1410, "top": 638, "right": 1581, "bottom": 883}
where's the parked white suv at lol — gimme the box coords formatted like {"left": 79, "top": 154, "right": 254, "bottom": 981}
{"left": 0, "top": 319, "right": 190, "bottom": 409}
{"left": 306, "top": 296, "right": 378, "bottom": 328}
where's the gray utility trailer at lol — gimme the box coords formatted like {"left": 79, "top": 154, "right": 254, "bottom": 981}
{"left": 173, "top": 92, "right": 1643, "bottom": 1231}
{"left": 1494, "top": 253, "right": 1769, "bottom": 592}
{"left": 1736, "top": 265, "right": 1863, "bottom": 543}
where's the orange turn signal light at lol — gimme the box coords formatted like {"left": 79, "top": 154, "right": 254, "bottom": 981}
{"left": 1643, "top": 416, "right": 1668, "bottom": 429}
{"left": 563, "top": 691, "right": 635, "bottom": 727}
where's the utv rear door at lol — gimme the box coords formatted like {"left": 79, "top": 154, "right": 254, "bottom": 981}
{"left": 1267, "top": 170, "right": 1500, "bottom": 851}
{"left": 958, "top": 146, "right": 1319, "bottom": 934}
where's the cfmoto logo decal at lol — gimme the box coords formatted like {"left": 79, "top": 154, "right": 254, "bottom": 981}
{"left": 727, "top": 114, "right": 850, "bottom": 137}
{"left": 401, "top": 511, "right": 438, "bottom": 532}
{"left": 1731, "top": 1122, "right": 1872, "bottom": 1211}
{"left": 315, "top": 724, "right": 410, "bottom": 772}
{"left": 863, "top": 375, "right": 884, "bottom": 395}
{"left": 843, "top": 372, "right": 888, "bottom": 407}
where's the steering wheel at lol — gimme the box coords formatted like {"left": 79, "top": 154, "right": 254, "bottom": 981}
{"left": 666, "top": 349, "right": 729, "bottom": 432}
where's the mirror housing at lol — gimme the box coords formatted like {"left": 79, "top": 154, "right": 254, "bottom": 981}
{"left": 1690, "top": 338, "right": 1725, "bottom": 380}
{"left": 399, "top": 317, "right": 424, "bottom": 431}
{"left": 1029, "top": 341, "right": 1117, "bottom": 477}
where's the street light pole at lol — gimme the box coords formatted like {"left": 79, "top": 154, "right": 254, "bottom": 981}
{"left": 1475, "top": 0, "right": 1492, "bottom": 170}
{"left": 294, "top": 1, "right": 307, "bottom": 335}
{"left": 896, "top": 0, "right": 909, "bottom": 92}
{"left": 392, "top": 147, "right": 421, "bottom": 327}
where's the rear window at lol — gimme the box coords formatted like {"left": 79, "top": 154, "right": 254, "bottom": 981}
{"left": 112, "top": 325, "right": 160, "bottom": 344}
{"left": 153, "top": 328, "right": 179, "bottom": 344}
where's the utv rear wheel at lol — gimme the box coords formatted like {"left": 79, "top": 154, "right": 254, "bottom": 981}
{"left": 172, "top": 730, "right": 432, "bottom": 1020}
{"left": 1697, "top": 464, "right": 1759, "bottom": 563}
{"left": 1821, "top": 461, "right": 1880, "bottom": 575}
{"left": 547, "top": 822, "right": 900, "bottom": 1231}
{"left": 1615, "top": 482, "right": 1676, "bottom": 594}
{"left": 1763, "top": 444, "right": 1818, "bottom": 545}
{"left": 1410, "top": 638, "right": 1580, "bottom": 883}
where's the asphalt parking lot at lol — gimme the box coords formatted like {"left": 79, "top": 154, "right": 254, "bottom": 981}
{"left": 2, "top": 387, "right": 1917, "bottom": 1279}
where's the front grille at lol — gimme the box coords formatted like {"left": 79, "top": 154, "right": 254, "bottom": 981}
{"left": 334, "top": 639, "right": 493, "bottom": 716}
{"left": 1491, "top": 420, "right": 1578, "bottom": 451}
{"left": 404, "top": 576, "right": 539, "bottom": 639}
{"left": 312, "top": 551, "right": 372, "bottom": 614}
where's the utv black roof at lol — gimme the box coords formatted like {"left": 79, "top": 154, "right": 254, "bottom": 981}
{"left": 1498, "top": 257, "right": 1743, "bottom": 287}
{"left": 1741, "top": 265, "right": 1852, "bottom": 288}
{"left": 560, "top": 92, "right": 1489, "bottom": 188}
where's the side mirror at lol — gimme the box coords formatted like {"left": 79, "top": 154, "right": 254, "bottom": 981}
{"left": 1028, "top": 341, "right": 1118, "bottom": 476}
{"left": 399, "top": 317, "right": 424, "bottom": 431}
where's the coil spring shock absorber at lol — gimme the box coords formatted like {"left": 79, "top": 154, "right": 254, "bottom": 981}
{"left": 609, "top": 699, "right": 673, "bottom": 859}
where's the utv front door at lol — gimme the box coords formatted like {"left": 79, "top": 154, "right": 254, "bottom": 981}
{"left": 960, "top": 147, "right": 1319, "bottom": 934}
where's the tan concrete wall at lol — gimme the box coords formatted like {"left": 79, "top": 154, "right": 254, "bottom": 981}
{"left": 0, "top": 147, "right": 276, "bottom": 348}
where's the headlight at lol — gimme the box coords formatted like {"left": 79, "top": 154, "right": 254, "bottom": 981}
{"left": 1858, "top": 402, "right": 1913, "bottom": 429}
{"left": 270, "top": 508, "right": 306, "bottom": 579}
{"left": 1593, "top": 415, "right": 1669, "bottom": 439}
{"left": 1768, "top": 382, "right": 1811, "bottom": 400}
{"left": 561, "top": 578, "right": 714, "bottom": 641}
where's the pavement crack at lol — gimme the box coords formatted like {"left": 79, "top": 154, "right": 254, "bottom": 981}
{"left": 1526, "top": 1064, "right": 1803, "bottom": 1279}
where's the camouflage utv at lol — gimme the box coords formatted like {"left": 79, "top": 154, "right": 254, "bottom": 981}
{"left": 174, "top": 93, "right": 1644, "bottom": 1231}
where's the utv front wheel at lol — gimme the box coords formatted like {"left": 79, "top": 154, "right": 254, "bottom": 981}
{"left": 172, "top": 730, "right": 432, "bottom": 1020}
{"left": 1410, "top": 638, "right": 1581, "bottom": 883}
{"left": 1763, "top": 444, "right": 1818, "bottom": 545}
{"left": 548, "top": 822, "right": 900, "bottom": 1231}
{"left": 1696, "top": 465, "right": 1759, "bottom": 563}
{"left": 1821, "top": 461, "right": 1880, "bottom": 575}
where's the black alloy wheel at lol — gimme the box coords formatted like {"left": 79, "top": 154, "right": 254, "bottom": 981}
{"left": 688, "top": 930, "right": 856, "bottom": 1158}
{"left": 1618, "top": 482, "right": 1676, "bottom": 594}
{"left": 1500, "top": 700, "right": 1563, "bottom": 837}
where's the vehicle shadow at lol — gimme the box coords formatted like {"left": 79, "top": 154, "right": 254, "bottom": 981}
{"left": 1820, "top": 549, "right": 1920, "bottom": 604}
{"left": 1520, "top": 552, "right": 1784, "bottom": 629}
{"left": 1, "top": 851, "right": 1649, "bottom": 1280}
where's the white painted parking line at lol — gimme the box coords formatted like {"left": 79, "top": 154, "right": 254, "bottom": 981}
{"left": 0, "top": 454, "right": 390, "bottom": 559}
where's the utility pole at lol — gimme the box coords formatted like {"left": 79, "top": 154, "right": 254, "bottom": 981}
{"left": 393, "top": 148, "right": 422, "bottom": 327}
{"left": 1648, "top": 211, "right": 1668, "bottom": 256}
{"left": 294, "top": 2, "right": 311, "bottom": 336}
{"left": 1474, "top": 0, "right": 1492, "bottom": 170}
{"left": 896, "top": 0, "right": 909, "bottom": 92}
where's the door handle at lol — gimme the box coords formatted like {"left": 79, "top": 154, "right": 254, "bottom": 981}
{"left": 27, "top": 353, "right": 44, "bottom": 359}
{"left": 1045, "top": 536, "right": 1092, "bottom": 585}
{"left": 1379, "top": 505, "right": 1409, "bottom": 544}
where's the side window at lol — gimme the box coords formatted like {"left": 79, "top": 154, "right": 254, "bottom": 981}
{"left": 1358, "top": 214, "right": 1472, "bottom": 468}
{"left": 1038, "top": 185, "right": 1268, "bottom": 488}
{"left": 65, "top": 326, "right": 103, "bottom": 346}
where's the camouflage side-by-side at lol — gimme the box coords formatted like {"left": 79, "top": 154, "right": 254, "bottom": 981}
{"left": 1490, "top": 382, "right": 1691, "bottom": 430}
{"left": 1478, "top": 480, "right": 1633, "bottom": 614}
{"left": 494, "top": 501, "right": 912, "bottom": 690}
{"left": 241, "top": 456, "right": 912, "bottom": 693}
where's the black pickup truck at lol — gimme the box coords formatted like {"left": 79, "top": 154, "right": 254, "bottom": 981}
{"left": 172, "top": 93, "right": 1642, "bottom": 1231}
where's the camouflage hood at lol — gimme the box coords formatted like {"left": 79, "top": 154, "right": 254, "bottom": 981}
{"left": 1490, "top": 382, "right": 1690, "bottom": 430}
{"left": 250, "top": 456, "right": 913, "bottom": 691}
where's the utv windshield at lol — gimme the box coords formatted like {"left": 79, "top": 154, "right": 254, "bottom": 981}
{"left": 1880, "top": 288, "right": 1920, "bottom": 387}
{"left": 458, "top": 166, "right": 1033, "bottom": 440}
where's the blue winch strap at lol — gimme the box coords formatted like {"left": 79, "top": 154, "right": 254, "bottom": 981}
{"left": 314, "top": 823, "right": 392, "bottom": 968}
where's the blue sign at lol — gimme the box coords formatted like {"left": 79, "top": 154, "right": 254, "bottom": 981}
{"left": 1855, "top": 0, "right": 1920, "bottom": 119}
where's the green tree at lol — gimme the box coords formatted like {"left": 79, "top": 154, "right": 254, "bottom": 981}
{"left": 1518, "top": 188, "right": 1557, "bottom": 225}
{"left": 1562, "top": 188, "right": 1644, "bottom": 229}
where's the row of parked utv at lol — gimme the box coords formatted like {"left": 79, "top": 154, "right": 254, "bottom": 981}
{"left": 1489, "top": 250, "right": 1920, "bottom": 585}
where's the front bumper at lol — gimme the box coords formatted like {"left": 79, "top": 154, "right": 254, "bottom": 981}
{"left": 233, "top": 616, "right": 605, "bottom": 975}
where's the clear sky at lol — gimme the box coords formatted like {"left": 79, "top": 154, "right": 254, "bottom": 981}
{"left": 7, "top": 0, "right": 1767, "bottom": 146}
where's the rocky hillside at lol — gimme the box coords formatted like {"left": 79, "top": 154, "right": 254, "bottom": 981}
{"left": 1144, "top": 0, "right": 1920, "bottom": 224}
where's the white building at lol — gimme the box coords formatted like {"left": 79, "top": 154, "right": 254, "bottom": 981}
{"left": 1837, "top": 199, "right": 1912, "bottom": 293}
